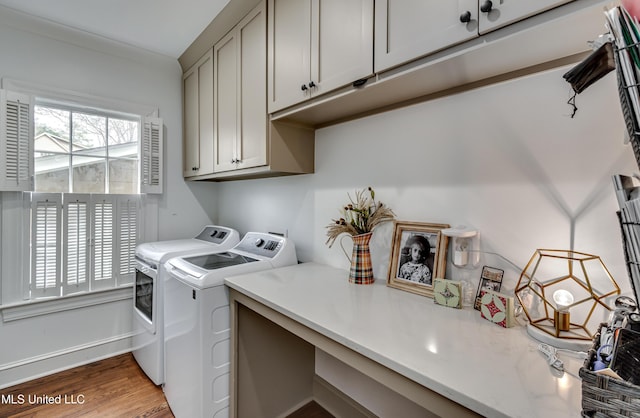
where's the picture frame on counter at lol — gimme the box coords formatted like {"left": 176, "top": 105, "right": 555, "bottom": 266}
{"left": 387, "top": 221, "right": 450, "bottom": 297}
{"left": 473, "top": 266, "right": 505, "bottom": 310}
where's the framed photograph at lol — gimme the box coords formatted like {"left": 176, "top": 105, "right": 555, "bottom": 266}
{"left": 473, "top": 266, "right": 505, "bottom": 310}
{"left": 387, "top": 221, "right": 450, "bottom": 297}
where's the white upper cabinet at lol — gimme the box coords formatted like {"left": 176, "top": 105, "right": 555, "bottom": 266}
{"left": 214, "top": 1, "right": 267, "bottom": 173}
{"left": 183, "top": 49, "right": 214, "bottom": 177}
{"left": 268, "top": 0, "right": 373, "bottom": 113}
{"left": 478, "top": 0, "right": 574, "bottom": 34}
{"left": 375, "top": 0, "right": 478, "bottom": 73}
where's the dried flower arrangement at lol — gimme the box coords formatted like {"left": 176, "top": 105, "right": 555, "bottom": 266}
{"left": 325, "top": 187, "right": 396, "bottom": 247}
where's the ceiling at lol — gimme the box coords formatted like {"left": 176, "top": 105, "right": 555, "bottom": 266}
{"left": 0, "top": 0, "right": 230, "bottom": 58}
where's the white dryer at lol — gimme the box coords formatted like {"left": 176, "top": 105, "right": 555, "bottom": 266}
{"left": 133, "top": 225, "right": 240, "bottom": 385}
{"left": 163, "top": 232, "right": 297, "bottom": 418}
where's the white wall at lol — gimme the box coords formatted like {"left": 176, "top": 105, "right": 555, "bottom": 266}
{"left": 218, "top": 65, "right": 637, "bottom": 298}
{"left": 0, "top": 7, "right": 217, "bottom": 388}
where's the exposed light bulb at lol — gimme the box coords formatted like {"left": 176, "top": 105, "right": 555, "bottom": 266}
{"left": 553, "top": 289, "right": 574, "bottom": 333}
{"left": 553, "top": 289, "right": 574, "bottom": 310}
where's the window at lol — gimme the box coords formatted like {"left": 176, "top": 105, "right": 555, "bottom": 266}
{"left": 0, "top": 89, "right": 163, "bottom": 195}
{"left": 34, "top": 104, "right": 140, "bottom": 194}
{"left": 0, "top": 87, "right": 163, "bottom": 302}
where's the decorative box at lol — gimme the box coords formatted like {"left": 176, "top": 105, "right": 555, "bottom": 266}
{"left": 479, "top": 290, "right": 515, "bottom": 328}
{"left": 433, "top": 278, "right": 462, "bottom": 309}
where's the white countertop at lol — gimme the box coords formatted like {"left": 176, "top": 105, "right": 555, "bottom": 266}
{"left": 224, "top": 262, "right": 584, "bottom": 418}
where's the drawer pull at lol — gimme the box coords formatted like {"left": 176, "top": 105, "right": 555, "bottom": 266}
{"left": 459, "top": 11, "right": 472, "bottom": 23}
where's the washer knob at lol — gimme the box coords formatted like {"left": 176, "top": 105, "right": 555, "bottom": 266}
{"left": 255, "top": 238, "right": 265, "bottom": 247}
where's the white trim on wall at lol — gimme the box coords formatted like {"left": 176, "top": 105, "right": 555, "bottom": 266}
{"left": 1, "top": 286, "right": 132, "bottom": 322}
{"left": 0, "top": 332, "right": 134, "bottom": 390}
{"left": 1, "top": 78, "right": 159, "bottom": 119}
{"left": 0, "top": 5, "right": 175, "bottom": 66}
{"left": 0, "top": 332, "right": 134, "bottom": 373}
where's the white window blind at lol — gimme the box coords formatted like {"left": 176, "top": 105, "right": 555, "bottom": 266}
{"left": 27, "top": 193, "right": 141, "bottom": 298}
{"left": 117, "top": 197, "right": 139, "bottom": 285}
{"left": 141, "top": 116, "right": 163, "bottom": 194}
{"left": 63, "top": 194, "right": 90, "bottom": 295}
{"left": 0, "top": 90, "right": 33, "bottom": 191}
{"left": 92, "top": 196, "right": 115, "bottom": 290}
{"left": 30, "top": 193, "right": 62, "bottom": 298}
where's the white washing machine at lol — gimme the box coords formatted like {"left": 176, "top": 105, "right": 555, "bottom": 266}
{"left": 132, "top": 225, "right": 240, "bottom": 385}
{"left": 163, "top": 232, "right": 297, "bottom": 418}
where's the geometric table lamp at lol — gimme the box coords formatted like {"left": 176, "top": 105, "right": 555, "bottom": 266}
{"left": 515, "top": 249, "right": 620, "bottom": 349}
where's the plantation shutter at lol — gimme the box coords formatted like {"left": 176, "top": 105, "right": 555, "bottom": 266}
{"left": 91, "top": 196, "right": 116, "bottom": 290}
{"left": 116, "top": 196, "right": 139, "bottom": 285}
{"left": 30, "top": 193, "right": 62, "bottom": 298}
{"left": 0, "top": 90, "right": 33, "bottom": 191}
{"left": 63, "top": 194, "right": 90, "bottom": 295}
{"left": 140, "top": 116, "right": 163, "bottom": 194}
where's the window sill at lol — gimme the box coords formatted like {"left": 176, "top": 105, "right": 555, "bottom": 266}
{"left": 0, "top": 286, "right": 133, "bottom": 323}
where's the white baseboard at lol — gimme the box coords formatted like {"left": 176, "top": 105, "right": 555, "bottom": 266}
{"left": 0, "top": 333, "right": 133, "bottom": 389}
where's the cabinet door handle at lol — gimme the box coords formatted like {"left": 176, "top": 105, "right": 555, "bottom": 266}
{"left": 480, "top": 0, "right": 493, "bottom": 13}
{"left": 308, "top": 81, "right": 316, "bottom": 88}
{"left": 301, "top": 84, "right": 308, "bottom": 91}
{"left": 459, "top": 11, "right": 471, "bottom": 23}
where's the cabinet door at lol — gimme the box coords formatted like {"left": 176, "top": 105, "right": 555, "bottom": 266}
{"left": 183, "top": 50, "right": 214, "bottom": 177}
{"left": 478, "top": 0, "right": 575, "bottom": 34}
{"left": 213, "top": 32, "right": 238, "bottom": 173}
{"left": 183, "top": 69, "right": 198, "bottom": 177}
{"left": 375, "top": 0, "right": 478, "bottom": 73}
{"left": 238, "top": 3, "right": 268, "bottom": 170}
{"left": 312, "top": 0, "right": 373, "bottom": 96}
{"left": 268, "top": 0, "right": 312, "bottom": 113}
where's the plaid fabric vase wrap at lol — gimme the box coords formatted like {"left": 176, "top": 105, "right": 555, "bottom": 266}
{"left": 348, "top": 232, "right": 375, "bottom": 285}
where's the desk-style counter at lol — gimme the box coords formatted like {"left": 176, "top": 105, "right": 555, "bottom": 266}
{"left": 225, "top": 262, "right": 583, "bottom": 417}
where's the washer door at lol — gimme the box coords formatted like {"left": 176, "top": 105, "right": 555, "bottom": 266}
{"left": 134, "top": 265, "right": 156, "bottom": 334}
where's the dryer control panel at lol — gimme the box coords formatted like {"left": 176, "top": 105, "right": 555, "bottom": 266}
{"left": 234, "top": 232, "right": 284, "bottom": 259}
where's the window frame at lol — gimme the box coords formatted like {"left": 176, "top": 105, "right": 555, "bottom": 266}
{"left": 2, "top": 78, "right": 159, "bottom": 123}
{"left": 0, "top": 78, "right": 163, "bottom": 196}
{"left": 33, "top": 101, "right": 142, "bottom": 195}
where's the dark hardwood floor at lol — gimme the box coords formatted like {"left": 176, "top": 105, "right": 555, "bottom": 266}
{"left": 0, "top": 353, "right": 333, "bottom": 418}
{"left": 0, "top": 353, "right": 173, "bottom": 418}
{"left": 286, "top": 401, "right": 334, "bottom": 418}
